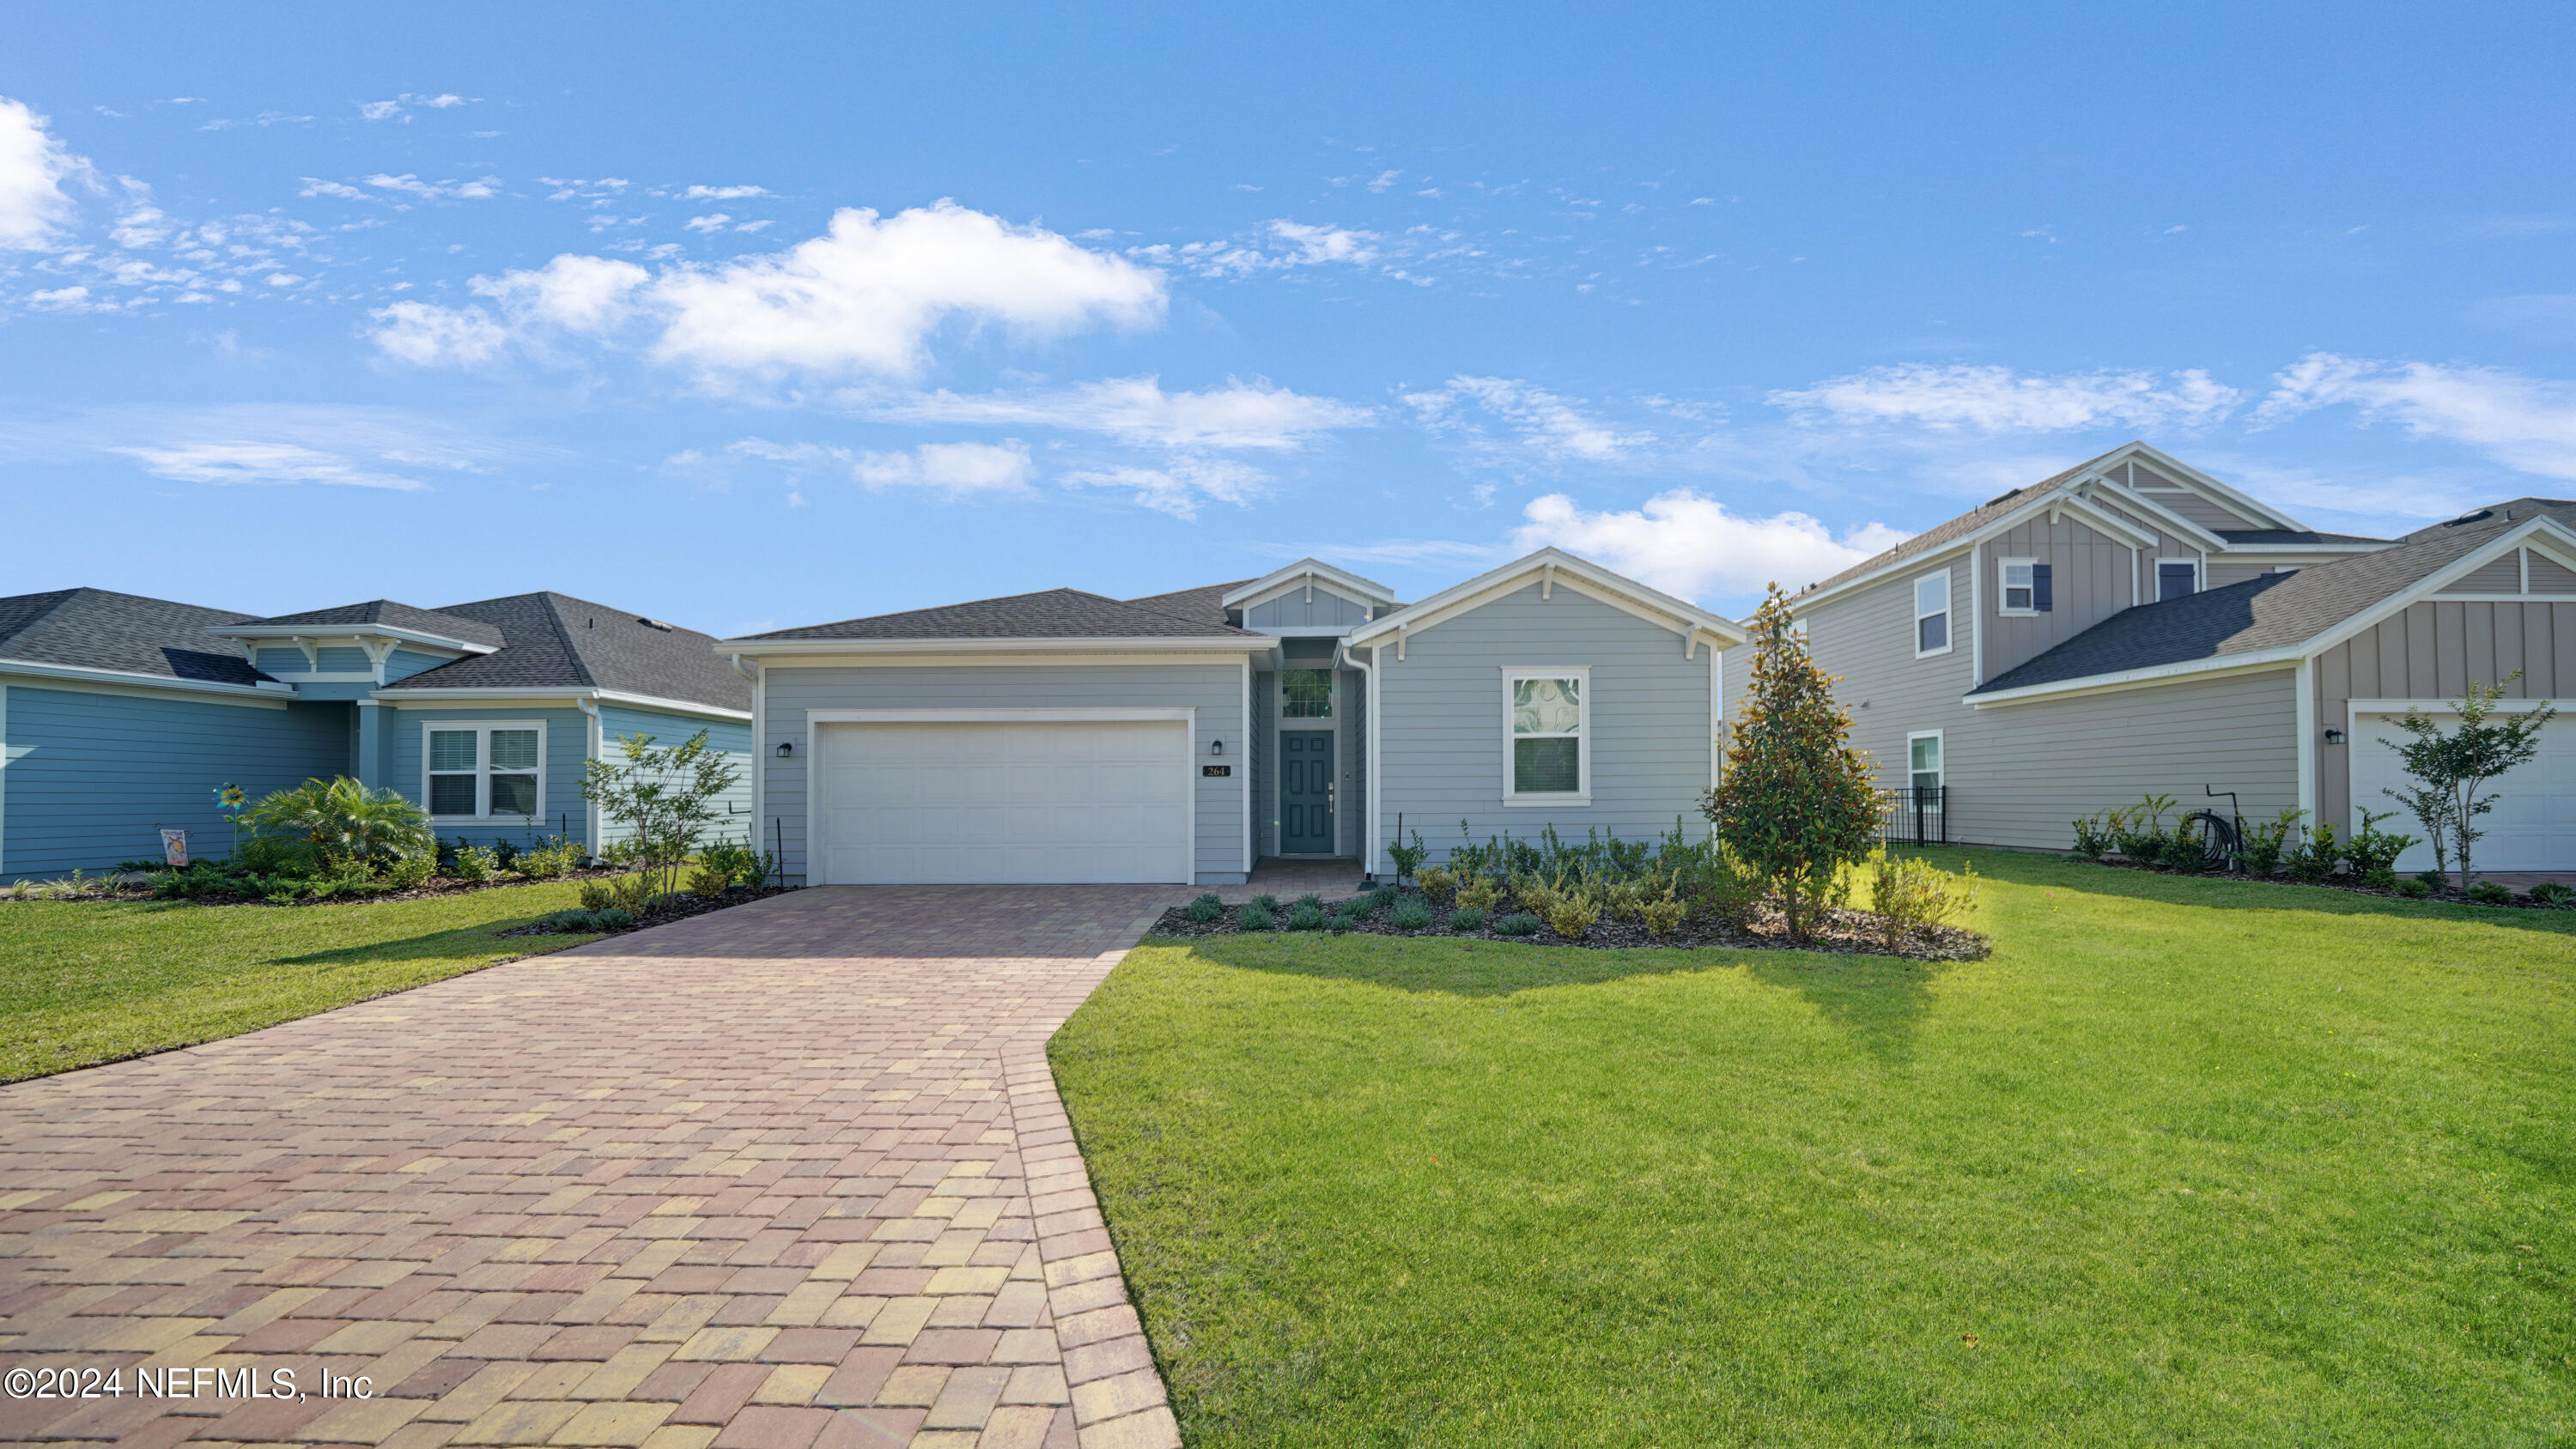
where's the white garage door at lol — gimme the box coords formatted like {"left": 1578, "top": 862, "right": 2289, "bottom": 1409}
{"left": 814, "top": 720, "right": 1192, "bottom": 884}
{"left": 2348, "top": 710, "right": 2576, "bottom": 871}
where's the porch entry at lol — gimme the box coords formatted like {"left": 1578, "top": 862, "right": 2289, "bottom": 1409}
{"left": 1280, "top": 729, "right": 1335, "bottom": 854}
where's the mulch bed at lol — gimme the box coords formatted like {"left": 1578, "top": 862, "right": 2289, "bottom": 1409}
{"left": 7, "top": 866, "right": 644, "bottom": 908}
{"left": 2078, "top": 857, "right": 2574, "bottom": 910}
{"left": 1151, "top": 892, "right": 1990, "bottom": 961}
{"left": 494, "top": 885, "right": 802, "bottom": 940}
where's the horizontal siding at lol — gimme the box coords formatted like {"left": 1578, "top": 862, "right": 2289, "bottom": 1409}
{"left": 2117, "top": 459, "right": 2271, "bottom": 530}
{"left": 384, "top": 649, "right": 451, "bottom": 682}
{"left": 386, "top": 706, "right": 594, "bottom": 851}
{"left": 3, "top": 685, "right": 347, "bottom": 877}
{"left": 253, "top": 647, "right": 305, "bottom": 674}
{"left": 597, "top": 706, "right": 756, "bottom": 852}
{"left": 2315, "top": 599, "right": 2573, "bottom": 831}
{"left": 1377, "top": 584, "right": 1718, "bottom": 870}
{"left": 1953, "top": 670, "right": 2300, "bottom": 850}
{"left": 760, "top": 661, "right": 1249, "bottom": 884}
{"left": 2438, "top": 556, "right": 2523, "bottom": 594}
{"left": 1803, "top": 564, "right": 1979, "bottom": 809}
{"left": 2531, "top": 554, "right": 2576, "bottom": 592}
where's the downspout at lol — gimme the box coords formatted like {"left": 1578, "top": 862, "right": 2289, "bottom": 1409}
{"left": 577, "top": 697, "right": 605, "bottom": 860}
{"left": 732, "top": 654, "right": 764, "bottom": 854}
{"left": 1343, "top": 641, "right": 1382, "bottom": 880}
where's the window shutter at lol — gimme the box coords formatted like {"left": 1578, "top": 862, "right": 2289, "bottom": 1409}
{"left": 2032, "top": 563, "right": 2052, "bottom": 612}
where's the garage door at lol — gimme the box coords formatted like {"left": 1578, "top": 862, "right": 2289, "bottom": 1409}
{"left": 2348, "top": 710, "right": 2576, "bottom": 871}
{"left": 814, "top": 720, "right": 1192, "bottom": 884}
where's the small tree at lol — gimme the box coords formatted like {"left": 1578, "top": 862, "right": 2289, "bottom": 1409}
{"left": 1701, "top": 585, "right": 1881, "bottom": 941}
{"left": 580, "top": 731, "right": 744, "bottom": 904}
{"left": 244, "top": 777, "right": 431, "bottom": 867}
{"left": 2379, "top": 676, "right": 2558, "bottom": 894}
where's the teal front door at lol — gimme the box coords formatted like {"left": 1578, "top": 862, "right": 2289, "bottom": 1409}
{"left": 1280, "top": 730, "right": 1335, "bottom": 854}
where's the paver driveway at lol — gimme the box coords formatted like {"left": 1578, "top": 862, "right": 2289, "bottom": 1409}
{"left": 0, "top": 886, "right": 1188, "bottom": 1449}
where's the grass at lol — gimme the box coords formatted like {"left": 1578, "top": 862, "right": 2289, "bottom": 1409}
{"left": 1050, "top": 849, "right": 2576, "bottom": 1446}
{"left": 0, "top": 881, "right": 603, "bottom": 1083}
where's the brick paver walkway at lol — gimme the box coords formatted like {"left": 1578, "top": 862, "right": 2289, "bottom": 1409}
{"left": 0, "top": 886, "right": 1187, "bottom": 1449}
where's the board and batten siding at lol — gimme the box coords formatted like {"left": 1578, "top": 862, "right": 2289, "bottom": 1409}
{"left": 1378, "top": 583, "right": 1718, "bottom": 869}
{"left": 759, "top": 661, "right": 1249, "bottom": 885}
{"left": 385, "top": 705, "right": 594, "bottom": 850}
{"left": 1, "top": 683, "right": 347, "bottom": 877}
{"left": 2313, "top": 598, "right": 2575, "bottom": 830}
{"left": 1246, "top": 591, "right": 1372, "bottom": 628}
{"left": 1980, "top": 512, "right": 2138, "bottom": 682}
{"left": 596, "top": 706, "right": 756, "bottom": 852}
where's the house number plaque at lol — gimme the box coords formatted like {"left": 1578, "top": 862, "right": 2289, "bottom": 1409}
{"left": 1202, "top": 765, "right": 1232, "bottom": 777}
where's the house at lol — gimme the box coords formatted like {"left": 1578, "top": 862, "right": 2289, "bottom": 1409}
{"left": 1755, "top": 441, "right": 2576, "bottom": 872}
{"left": 0, "top": 589, "right": 753, "bottom": 878}
{"left": 718, "top": 552, "right": 1747, "bottom": 886}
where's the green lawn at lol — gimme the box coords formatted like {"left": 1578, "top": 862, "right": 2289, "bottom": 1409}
{"left": 1051, "top": 850, "right": 2576, "bottom": 1446}
{"left": 0, "top": 882, "right": 602, "bottom": 1083}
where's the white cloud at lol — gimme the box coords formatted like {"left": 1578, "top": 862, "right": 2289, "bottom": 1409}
{"left": 470, "top": 252, "right": 649, "bottom": 332}
{"left": 362, "top": 173, "right": 500, "bottom": 201}
{"left": 683, "top": 184, "right": 768, "bottom": 200}
{"left": 113, "top": 440, "right": 430, "bottom": 490}
{"left": 1770, "top": 363, "right": 2241, "bottom": 433}
{"left": 2254, "top": 352, "right": 2576, "bottom": 481}
{"left": 1133, "top": 218, "right": 1384, "bottom": 277}
{"left": 1510, "top": 490, "right": 1911, "bottom": 601}
{"left": 683, "top": 213, "right": 731, "bottom": 233}
{"left": 367, "top": 300, "right": 508, "bottom": 366}
{"left": 0, "top": 97, "right": 87, "bottom": 250}
{"left": 883, "top": 375, "right": 1368, "bottom": 450}
{"left": 298, "top": 178, "right": 368, "bottom": 200}
{"left": 1063, "top": 458, "right": 1265, "bottom": 519}
{"left": 1404, "top": 375, "right": 1649, "bottom": 462}
{"left": 649, "top": 202, "right": 1164, "bottom": 381}
{"left": 358, "top": 100, "right": 401, "bottom": 122}
{"left": 853, "top": 440, "right": 1035, "bottom": 497}
{"left": 359, "top": 94, "right": 471, "bottom": 122}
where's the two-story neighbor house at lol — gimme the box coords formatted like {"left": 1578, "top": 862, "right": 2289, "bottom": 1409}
{"left": 0, "top": 589, "right": 752, "bottom": 878}
{"left": 1747, "top": 441, "right": 2576, "bottom": 873}
{"left": 720, "top": 551, "right": 1747, "bottom": 886}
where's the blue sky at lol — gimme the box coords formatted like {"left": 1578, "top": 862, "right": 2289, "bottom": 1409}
{"left": 5, "top": 2, "right": 2573, "bottom": 634}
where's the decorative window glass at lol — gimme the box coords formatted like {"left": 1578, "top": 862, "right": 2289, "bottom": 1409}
{"left": 1509, "top": 676, "right": 1583, "bottom": 796}
{"left": 1913, "top": 572, "right": 1951, "bottom": 656}
{"left": 425, "top": 723, "right": 544, "bottom": 818}
{"left": 2158, "top": 561, "right": 2198, "bottom": 602}
{"left": 1280, "top": 668, "right": 1333, "bottom": 719}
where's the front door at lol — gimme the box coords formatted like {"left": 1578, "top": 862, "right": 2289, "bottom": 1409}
{"left": 1280, "top": 730, "right": 1335, "bottom": 854}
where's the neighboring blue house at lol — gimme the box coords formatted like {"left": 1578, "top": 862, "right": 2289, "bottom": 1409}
{"left": 0, "top": 589, "right": 753, "bottom": 879}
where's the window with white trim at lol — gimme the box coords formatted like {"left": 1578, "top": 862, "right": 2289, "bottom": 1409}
{"left": 1912, "top": 571, "right": 1952, "bottom": 657}
{"left": 1907, "top": 731, "right": 1943, "bottom": 803}
{"left": 1504, "top": 669, "right": 1588, "bottom": 802}
{"left": 424, "top": 722, "right": 544, "bottom": 820}
{"left": 1279, "top": 668, "right": 1333, "bottom": 718}
{"left": 1997, "top": 557, "right": 2052, "bottom": 615}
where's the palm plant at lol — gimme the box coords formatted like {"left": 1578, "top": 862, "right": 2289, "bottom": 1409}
{"left": 243, "top": 777, "right": 432, "bottom": 867}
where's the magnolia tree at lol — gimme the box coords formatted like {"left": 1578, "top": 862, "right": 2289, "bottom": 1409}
{"left": 2379, "top": 675, "right": 2559, "bottom": 893}
{"left": 580, "top": 731, "right": 744, "bottom": 904}
{"left": 1701, "top": 586, "right": 1881, "bottom": 941}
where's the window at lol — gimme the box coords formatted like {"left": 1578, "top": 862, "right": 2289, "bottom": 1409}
{"left": 1907, "top": 731, "right": 1943, "bottom": 803}
{"left": 424, "top": 722, "right": 544, "bottom": 820}
{"left": 2158, "top": 560, "right": 2199, "bottom": 602}
{"left": 1913, "top": 571, "right": 1952, "bottom": 657}
{"left": 1504, "top": 669, "right": 1587, "bottom": 803}
{"left": 1280, "top": 668, "right": 1333, "bottom": 719}
{"left": 1998, "top": 558, "right": 2054, "bottom": 615}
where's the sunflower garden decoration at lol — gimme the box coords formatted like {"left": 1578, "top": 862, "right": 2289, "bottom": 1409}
{"left": 214, "top": 782, "right": 249, "bottom": 856}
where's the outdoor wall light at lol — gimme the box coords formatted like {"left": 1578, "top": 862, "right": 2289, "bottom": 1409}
{"left": 775, "top": 740, "right": 795, "bottom": 758}
{"left": 2323, "top": 728, "right": 2347, "bottom": 745}
{"left": 1211, "top": 738, "right": 1224, "bottom": 755}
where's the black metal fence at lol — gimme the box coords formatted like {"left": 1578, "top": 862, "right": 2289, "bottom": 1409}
{"left": 1879, "top": 785, "right": 1948, "bottom": 847}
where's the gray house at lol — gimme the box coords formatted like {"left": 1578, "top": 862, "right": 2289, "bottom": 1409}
{"left": 1755, "top": 441, "right": 2576, "bottom": 871}
{"left": 719, "top": 551, "right": 1747, "bottom": 885}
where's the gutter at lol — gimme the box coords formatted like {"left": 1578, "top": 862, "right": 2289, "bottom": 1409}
{"left": 710, "top": 635, "right": 1267, "bottom": 656}
{"left": 0, "top": 658, "right": 295, "bottom": 700}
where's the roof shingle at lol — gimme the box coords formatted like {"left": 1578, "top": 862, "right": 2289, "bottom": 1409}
{"left": 743, "top": 587, "right": 1258, "bottom": 641}
{"left": 238, "top": 599, "right": 505, "bottom": 647}
{"left": 380, "top": 592, "right": 750, "bottom": 710}
{"left": 0, "top": 588, "right": 268, "bottom": 687}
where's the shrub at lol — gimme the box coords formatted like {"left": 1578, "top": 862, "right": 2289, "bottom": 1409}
{"left": 1238, "top": 903, "right": 1276, "bottom": 931}
{"left": 688, "top": 864, "right": 735, "bottom": 897}
{"left": 2110, "top": 796, "right": 2176, "bottom": 863}
{"left": 1449, "top": 906, "right": 1489, "bottom": 932}
{"left": 1516, "top": 879, "right": 1562, "bottom": 919}
{"left": 2361, "top": 865, "right": 2399, "bottom": 892}
{"left": 450, "top": 846, "right": 495, "bottom": 882}
{"left": 1295, "top": 893, "right": 1324, "bottom": 911}
{"left": 581, "top": 874, "right": 652, "bottom": 913}
{"left": 2346, "top": 809, "right": 2420, "bottom": 879}
{"left": 490, "top": 839, "right": 521, "bottom": 873}
{"left": 1866, "top": 850, "right": 1979, "bottom": 951}
{"left": 580, "top": 729, "right": 744, "bottom": 905}
{"left": 1544, "top": 894, "right": 1600, "bottom": 940}
{"left": 382, "top": 851, "right": 437, "bottom": 889}
{"left": 2526, "top": 882, "right": 2574, "bottom": 908}
{"left": 698, "top": 843, "right": 768, "bottom": 888}
{"left": 517, "top": 840, "right": 584, "bottom": 880}
{"left": 2468, "top": 880, "right": 2512, "bottom": 906}
{"left": 1369, "top": 885, "right": 1399, "bottom": 912}
{"left": 1285, "top": 901, "right": 1327, "bottom": 931}
{"left": 538, "top": 906, "right": 638, "bottom": 933}
{"left": 1641, "top": 888, "right": 1686, "bottom": 938}
{"left": 1249, "top": 894, "right": 1280, "bottom": 913}
{"left": 1455, "top": 876, "right": 1501, "bottom": 914}
{"left": 243, "top": 776, "right": 433, "bottom": 866}
{"left": 1702, "top": 588, "right": 1880, "bottom": 941}
{"left": 1387, "top": 829, "right": 1428, "bottom": 886}
{"left": 2415, "top": 869, "right": 2448, "bottom": 892}
{"left": 1600, "top": 880, "right": 1644, "bottom": 922}
{"left": 1390, "top": 899, "right": 1434, "bottom": 931}
{"left": 2069, "top": 813, "right": 2111, "bottom": 861}
{"left": 2159, "top": 824, "right": 2215, "bottom": 872}
{"left": 2240, "top": 809, "right": 2300, "bottom": 878}
{"left": 1186, "top": 894, "right": 1224, "bottom": 923}
{"left": 1674, "top": 843, "right": 1763, "bottom": 930}
{"left": 1416, "top": 867, "right": 1458, "bottom": 904}
{"left": 233, "top": 834, "right": 324, "bottom": 877}
{"left": 2394, "top": 877, "right": 2434, "bottom": 899}
{"left": 1493, "top": 912, "right": 1541, "bottom": 937}
{"left": 1329, "top": 902, "right": 1369, "bottom": 933}
{"left": 2286, "top": 822, "right": 2341, "bottom": 882}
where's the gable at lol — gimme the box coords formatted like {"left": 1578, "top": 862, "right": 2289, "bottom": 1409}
{"left": 2109, "top": 458, "right": 2281, "bottom": 532}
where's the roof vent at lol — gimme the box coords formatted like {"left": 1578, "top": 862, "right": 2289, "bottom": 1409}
{"left": 636, "top": 616, "right": 676, "bottom": 632}
{"left": 2441, "top": 508, "right": 2494, "bottom": 528}
{"left": 1983, "top": 486, "right": 2025, "bottom": 508}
